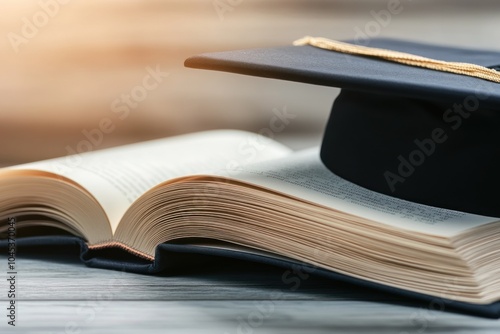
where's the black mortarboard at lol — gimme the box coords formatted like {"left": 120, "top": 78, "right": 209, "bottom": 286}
{"left": 185, "top": 38, "right": 500, "bottom": 217}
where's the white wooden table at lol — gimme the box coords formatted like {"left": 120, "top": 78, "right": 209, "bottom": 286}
{"left": 1, "top": 245, "right": 499, "bottom": 333}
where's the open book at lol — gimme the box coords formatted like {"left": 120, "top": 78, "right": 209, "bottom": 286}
{"left": 1, "top": 130, "right": 500, "bottom": 316}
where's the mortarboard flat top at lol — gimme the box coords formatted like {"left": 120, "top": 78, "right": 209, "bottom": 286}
{"left": 185, "top": 38, "right": 500, "bottom": 217}
{"left": 185, "top": 39, "right": 500, "bottom": 106}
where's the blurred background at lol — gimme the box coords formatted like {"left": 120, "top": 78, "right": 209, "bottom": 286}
{"left": 1, "top": 0, "right": 499, "bottom": 166}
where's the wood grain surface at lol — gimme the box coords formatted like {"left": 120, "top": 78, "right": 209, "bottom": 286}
{"left": 0, "top": 245, "right": 499, "bottom": 333}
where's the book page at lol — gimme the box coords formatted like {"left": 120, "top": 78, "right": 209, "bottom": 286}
{"left": 227, "top": 148, "right": 498, "bottom": 237}
{"left": 8, "top": 130, "right": 291, "bottom": 232}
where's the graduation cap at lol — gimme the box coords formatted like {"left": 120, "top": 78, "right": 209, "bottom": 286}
{"left": 185, "top": 37, "right": 500, "bottom": 217}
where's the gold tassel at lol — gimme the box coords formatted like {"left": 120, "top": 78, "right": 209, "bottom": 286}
{"left": 294, "top": 36, "right": 500, "bottom": 84}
